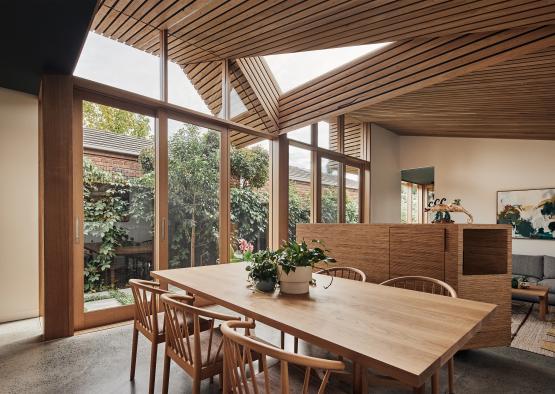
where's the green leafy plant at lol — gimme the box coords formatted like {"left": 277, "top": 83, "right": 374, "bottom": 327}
{"left": 275, "top": 239, "right": 336, "bottom": 275}
{"left": 246, "top": 250, "right": 278, "bottom": 287}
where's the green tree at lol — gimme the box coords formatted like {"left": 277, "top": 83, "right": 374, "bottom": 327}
{"left": 83, "top": 101, "right": 151, "bottom": 138}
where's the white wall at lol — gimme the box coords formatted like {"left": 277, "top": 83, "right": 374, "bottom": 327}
{"left": 400, "top": 136, "right": 555, "bottom": 256}
{"left": 370, "top": 124, "right": 400, "bottom": 223}
{"left": 0, "top": 87, "right": 39, "bottom": 322}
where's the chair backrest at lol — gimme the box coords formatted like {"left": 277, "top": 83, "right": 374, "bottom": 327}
{"left": 316, "top": 266, "right": 367, "bottom": 282}
{"left": 129, "top": 279, "right": 168, "bottom": 335}
{"left": 160, "top": 293, "right": 241, "bottom": 373}
{"left": 221, "top": 320, "right": 345, "bottom": 394}
{"left": 380, "top": 276, "right": 457, "bottom": 298}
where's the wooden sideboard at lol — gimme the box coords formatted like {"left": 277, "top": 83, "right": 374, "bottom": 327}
{"left": 296, "top": 223, "right": 512, "bottom": 349}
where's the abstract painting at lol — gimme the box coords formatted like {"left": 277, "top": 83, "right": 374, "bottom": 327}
{"left": 497, "top": 188, "right": 555, "bottom": 240}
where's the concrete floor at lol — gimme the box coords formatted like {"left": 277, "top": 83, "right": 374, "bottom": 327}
{"left": 0, "top": 321, "right": 554, "bottom": 394}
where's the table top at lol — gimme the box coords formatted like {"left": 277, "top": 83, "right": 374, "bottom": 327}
{"left": 511, "top": 284, "right": 549, "bottom": 296}
{"left": 151, "top": 263, "right": 496, "bottom": 387}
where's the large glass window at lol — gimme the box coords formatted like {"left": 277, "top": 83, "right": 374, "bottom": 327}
{"left": 288, "top": 146, "right": 312, "bottom": 240}
{"left": 346, "top": 165, "right": 361, "bottom": 223}
{"left": 230, "top": 140, "right": 270, "bottom": 259}
{"left": 317, "top": 121, "right": 331, "bottom": 150}
{"left": 82, "top": 101, "right": 155, "bottom": 312}
{"left": 75, "top": 32, "right": 159, "bottom": 99}
{"left": 167, "top": 120, "right": 220, "bottom": 268}
{"left": 321, "top": 158, "right": 340, "bottom": 223}
{"left": 287, "top": 125, "right": 312, "bottom": 144}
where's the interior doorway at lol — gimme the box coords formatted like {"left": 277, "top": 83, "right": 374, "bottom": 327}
{"left": 400, "top": 167, "right": 434, "bottom": 223}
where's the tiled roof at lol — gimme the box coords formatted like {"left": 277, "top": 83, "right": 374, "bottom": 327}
{"left": 83, "top": 128, "right": 153, "bottom": 156}
{"left": 289, "top": 166, "right": 358, "bottom": 189}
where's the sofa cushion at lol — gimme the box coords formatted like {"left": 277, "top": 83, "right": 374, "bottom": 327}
{"left": 538, "top": 278, "right": 555, "bottom": 294}
{"left": 512, "top": 254, "right": 544, "bottom": 279}
{"left": 544, "top": 255, "right": 555, "bottom": 279}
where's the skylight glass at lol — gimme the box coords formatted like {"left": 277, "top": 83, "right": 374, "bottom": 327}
{"left": 264, "top": 43, "right": 391, "bottom": 93}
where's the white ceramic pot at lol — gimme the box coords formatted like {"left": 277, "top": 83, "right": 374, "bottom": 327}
{"left": 278, "top": 266, "right": 312, "bottom": 294}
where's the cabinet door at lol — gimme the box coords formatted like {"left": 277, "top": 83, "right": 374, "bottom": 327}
{"left": 389, "top": 226, "right": 445, "bottom": 280}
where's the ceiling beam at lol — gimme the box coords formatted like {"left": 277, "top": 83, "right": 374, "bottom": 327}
{"left": 277, "top": 25, "right": 555, "bottom": 132}
{"left": 236, "top": 57, "right": 281, "bottom": 131}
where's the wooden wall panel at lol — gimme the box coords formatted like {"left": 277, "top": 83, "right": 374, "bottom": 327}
{"left": 41, "top": 75, "right": 75, "bottom": 340}
{"left": 389, "top": 226, "right": 445, "bottom": 280}
{"left": 296, "top": 224, "right": 390, "bottom": 284}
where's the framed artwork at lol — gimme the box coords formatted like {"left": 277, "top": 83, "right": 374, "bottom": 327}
{"left": 497, "top": 188, "right": 555, "bottom": 240}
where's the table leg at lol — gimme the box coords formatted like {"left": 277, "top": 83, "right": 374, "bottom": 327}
{"left": 413, "top": 384, "right": 425, "bottom": 394}
{"left": 431, "top": 371, "right": 440, "bottom": 394}
{"left": 539, "top": 297, "right": 546, "bottom": 321}
{"left": 352, "top": 362, "right": 367, "bottom": 394}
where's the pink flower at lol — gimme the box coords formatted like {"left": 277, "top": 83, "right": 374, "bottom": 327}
{"left": 239, "top": 239, "right": 254, "bottom": 253}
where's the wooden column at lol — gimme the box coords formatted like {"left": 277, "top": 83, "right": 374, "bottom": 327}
{"left": 361, "top": 122, "right": 372, "bottom": 223}
{"left": 310, "top": 124, "right": 319, "bottom": 223}
{"left": 219, "top": 129, "right": 231, "bottom": 262}
{"left": 155, "top": 110, "right": 168, "bottom": 270}
{"left": 159, "top": 29, "right": 168, "bottom": 102}
{"left": 270, "top": 134, "right": 289, "bottom": 249}
{"left": 41, "top": 75, "right": 75, "bottom": 339}
{"left": 337, "top": 115, "right": 345, "bottom": 223}
{"left": 219, "top": 58, "right": 232, "bottom": 262}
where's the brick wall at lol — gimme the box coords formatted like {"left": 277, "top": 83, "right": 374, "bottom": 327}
{"left": 85, "top": 149, "right": 143, "bottom": 179}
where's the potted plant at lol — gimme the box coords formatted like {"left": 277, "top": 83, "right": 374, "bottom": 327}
{"left": 246, "top": 250, "right": 278, "bottom": 292}
{"left": 275, "top": 240, "right": 335, "bottom": 295}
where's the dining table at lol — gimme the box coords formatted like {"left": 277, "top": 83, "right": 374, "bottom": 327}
{"left": 151, "top": 262, "right": 496, "bottom": 393}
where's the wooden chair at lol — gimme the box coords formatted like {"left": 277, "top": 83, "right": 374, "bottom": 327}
{"left": 222, "top": 320, "right": 348, "bottom": 394}
{"left": 129, "top": 279, "right": 172, "bottom": 394}
{"left": 380, "top": 276, "right": 458, "bottom": 394}
{"left": 288, "top": 267, "right": 367, "bottom": 353}
{"left": 316, "top": 266, "right": 367, "bottom": 282}
{"left": 160, "top": 293, "right": 242, "bottom": 394}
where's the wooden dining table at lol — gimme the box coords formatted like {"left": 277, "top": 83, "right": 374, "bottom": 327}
{"left": 151, "top": 263, "right": 496, "bottom": 393}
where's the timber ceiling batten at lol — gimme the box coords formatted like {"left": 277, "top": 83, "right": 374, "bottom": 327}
{"left": 277, "top": 25, "right": 555, "bottom": 132}
{"left": 350, "top": 46, "right": 555, "bottom": 139}
{"left": 92, "top": 1, "right": 555, "bottom": 63}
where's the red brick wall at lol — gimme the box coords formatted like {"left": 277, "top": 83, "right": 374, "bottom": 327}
{"left": 85, "top": 150, "right": 143, "bottom": 178}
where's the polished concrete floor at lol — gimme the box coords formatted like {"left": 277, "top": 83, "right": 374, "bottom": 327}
{"left": 1, "top": 321, "right": 554, "bottom": 394}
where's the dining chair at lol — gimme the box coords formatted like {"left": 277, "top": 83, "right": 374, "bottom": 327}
{"left": 288, "top": 266, "right": 367, "bottom": 353}
{"left": 222, "top": 320, "right": 349, "bottom": 394}
{"left": 380, "top": 276, "right": 458, "bottom": 394}
{"left": 129, "top": 279, "right": 172, "bottom": 394}
{"left": 160, "top": 293, "right": 242, "bottom": 394}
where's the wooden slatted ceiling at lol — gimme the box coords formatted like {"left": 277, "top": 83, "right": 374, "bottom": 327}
{"left": 278, "top": 25, "right": 555, "bottom": 132}
{"left": 349, "top": 46, "right": 555, "bottom": 139}
{"left": 93, "top": 0, "right": 555, "bottom": 63}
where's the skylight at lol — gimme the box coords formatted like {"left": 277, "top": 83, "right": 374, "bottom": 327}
{"left": 264, "top": 43, "right": 391, "bottom": 93}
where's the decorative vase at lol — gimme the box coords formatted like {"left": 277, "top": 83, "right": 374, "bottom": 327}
{"left": 255, "top": 280, "right": 276, "bottom": 293}
{"left": 278, "top": 266, "right": 312, "bottom": 295}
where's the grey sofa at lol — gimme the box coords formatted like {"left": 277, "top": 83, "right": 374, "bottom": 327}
{"left": 512, "top": 254, "right": 555, "bottom": 305}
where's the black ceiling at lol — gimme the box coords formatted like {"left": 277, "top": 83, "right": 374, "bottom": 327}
{"left": 0, "top": 0, "right": 98, "bottom": 95}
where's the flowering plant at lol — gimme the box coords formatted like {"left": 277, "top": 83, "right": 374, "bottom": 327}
{"left": 231, "top": 238, "right": 254, "bottom": 262}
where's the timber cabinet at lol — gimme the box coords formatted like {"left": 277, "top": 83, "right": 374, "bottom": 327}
{"left": 296, "top": 224, "right": 512, "bottom": 348}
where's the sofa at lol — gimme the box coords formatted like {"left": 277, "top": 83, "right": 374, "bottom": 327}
{"left": 512, "top": 254, "right": 555, "bottom": 305}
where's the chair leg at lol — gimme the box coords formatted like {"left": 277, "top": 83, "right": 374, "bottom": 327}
{"left": 448, "top": 358, "right": 455, "bottom": 394}
{"left": 294, "top": 337, "right": 299, "bottom": 353}
{"left": 280, "top": 331, "right": 285, "bottom": 349}
{"left": 148, "top": 340, "right": 158, "bottom": 394}
{"left": 162, "top": 354, "right": 170, "bottom": 394}
{"left": 130, "top": 327, "right": 139, "bottom": 381}
{"left": 192, "top": 377, "right": 201, "bottom": 394}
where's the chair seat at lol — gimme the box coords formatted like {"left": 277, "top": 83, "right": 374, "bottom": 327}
{"left": 253, "top": 363, "right": 350, "bottom": 393}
